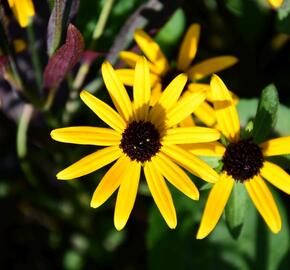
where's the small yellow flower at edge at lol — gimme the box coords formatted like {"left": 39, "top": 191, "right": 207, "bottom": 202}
{"left": 191, "top": 74, "right": 290, "bottom": 239}
{"left": 268, "top": 0, "right": 284, "bottom": 9}
{"left": 50, "top": 57, "right": 222, "bottom": 231}
{"left": 8, "top": 0, "right": 35, "bottom": 28}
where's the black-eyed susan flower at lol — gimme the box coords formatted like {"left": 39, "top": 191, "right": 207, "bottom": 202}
{"left": 268, "top": 0, "right": 283, "bottom": 8}
{"left": 8, "top": 0, "right": 35, "bottom": 28}
{"left": 50, "top": 57, "right": 221, "bottom": 231}
{"left": 116, "top": 24, "right": 238, "bottom": 127}
{"left": 188, "top": 74, "right": 290, "bottom": 239}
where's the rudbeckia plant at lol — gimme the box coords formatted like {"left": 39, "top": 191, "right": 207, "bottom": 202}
{"left": 50, "top": 57, "right": 221, "bottom": 231}
{"left": 189, "top": 75, "right": 290, "bottom": 239}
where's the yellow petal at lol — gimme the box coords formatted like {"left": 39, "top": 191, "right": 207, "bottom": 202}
{"left": 180, "top": 142, "right": 226, "bottom": 157}
{"left": 268, "top": 0, "right": 284, "bottom": 9}
{"left": 177, "top": 24, "right": 201, "bottom": 71}
{"left": 166, "top": 91, "right": 207, "bottom": 127}
{"left": 114, "top": 161, "right": 141, "bottom": 231}
{"left": 56, "top": 146, "right": 122, "bottom": 180}
{"left": 187, "top": 83, "right": 211, "bottom": 93}
{"left": 133, "top": 57, "right": 151, "bottom": 120}
{"left": 134, "top": 29, "right": 169, "bottom": 75}
{"left": 245, "top": 175, "right": 281, "bottom": 233}
{"left": 188, "top": 56, "right": 238, "bottom": 81}
{"left": 161, "top": 145, "right": 219, "bottom": 183}
{"left": 162, "top": 127, "right": 220, "bottom": 145}
{"left": 115, "top": 68, "right": 159, "bottom": 87}
{"left": 153, "top": 153, "right": 199, "bottom": 200}
{"left": 260, "top": 136, "right": 290, "bottom": 156}
{"left": 155, "top": 73, "right": 188, "bottom": 111}
{"left": 10, "top": 0, "right": 35, "bottom": 27}
{"left": 90, "top": 155, "right": 129, "bottom": 208}
{"left": 119, "top": 51, "right": 141, "bottom": 69}
{"left": 80, "top": 90, "right": 126, "bottom": 133}
{"left": 179, "top": 115, "right": 195, "bottom": 127}
{"left": 150, "top": 83, "right": 162, "bottom": 106}
{"left": 197, "top": 173, "right": 234, "bottom": 239}
{"left": 193, "top": 101, "right": 217, "bottom": 127}
{"left": 119, "top": 51, "right": 161, "bottom": 74}
{"left": 210, "top": 74, "right": 240, "bottom": 142}
{"left": 144, "top": 162, "right": 177, "bottom": 228}
{"left": 261, "top": 161, "right": 290, "bottom": 194}
{"left": 149, "top": 74, "right": 188, "bottom": 127}
{"left": 51, "top": 126, "right": 121, "bottom": 146}
{"left": 101, "top": 61, "right": 133, "bottom": 122}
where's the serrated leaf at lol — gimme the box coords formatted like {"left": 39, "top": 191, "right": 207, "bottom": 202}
{"left": 44, "top": 24, "right": 84, "bottom": 89}
{"left": 252, "top": 84, "right": 279, "bottom": 144}
{"left": 225, "top": 182, "right": 249, "bottom": 239}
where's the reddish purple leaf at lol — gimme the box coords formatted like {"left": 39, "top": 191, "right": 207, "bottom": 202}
{"left": 43, "top": 24, "right": 84, "bottom": 89}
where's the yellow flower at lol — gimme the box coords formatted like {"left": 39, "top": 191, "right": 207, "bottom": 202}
{"left": 268, "top": 0, "right": 283, "bottom": 8}
{"left": 116, "top": 24, "right": 238, "bottom": 127}
{"left": 50, "top": 57, "right": 221, "bottom": 231}
{"left": 190, "top": 74, "right": 290, "bottom": 239}
{"left": 8, "top": 0, "right": 35, "bottom": 28}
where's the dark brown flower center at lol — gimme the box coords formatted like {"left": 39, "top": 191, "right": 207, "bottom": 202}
{"left": 222, "top": 139, "right": 264, "bottom": 182}
{"left": 120, "top": 121, "right": 161, "bottom": 162}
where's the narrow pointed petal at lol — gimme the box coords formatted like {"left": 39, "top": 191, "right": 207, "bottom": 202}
{"left": 133, "top": 57, "right": 151, "bottom": 120}
{"left": 245, "top": 175, "right": 281, "bottom": 233}
{"left": 51, "top": 126, "right": 121, "bottom": 146}
{"left": 261, "top": 161, "right": 290, "bottom": 194}
{"left": 56, "top": 146, "right": 122, "bottom": 180}
{"left": 114, "top": 161, "right": 141, "bottom": 231}
{"left": 177, "top": 24, "right": 201, "bottom": 71}
{"left": 153, "top": 153, "right": 199, "bottom": 200}
{"left": 210, "top": 74, "right": 240, "bottom": 142}
{"left": 119, "top": 51, "right": 161, "bottom": 74}
{"left": 150, "top": 83, "right": 162, "bottom": 106}
{"left": 119, "top": 51, "right": 141, "bottom": 68}
{"left": 101, "top": 61, "right": 132, "bottom": 121}
{"left": 193, "top": 101, "right": 217, "bottom": 127}
{"left": 166, "top": 91, "right": 207, "bottom": 127}
{"left": 162, "top": 127, "right": 220, "bottom": 145}
{"left": 134, "top": 29, "right": 169, "bottom": 75}
{"left": 260, "top": 136, "right": 290, "bottom": 156}
{"left": 149, "top": 74, "right": 188, "bottom": 125}
{"left": 144, "top": 162, "right": 177, "bottom": 228}
{"left": 154, "top": 73, "right": 188, "bottom": 111}
{"left": 161, "top": 145, "right": 219, "bottom": 183}
{"left": 188, "top": 56, "right": 238, "bottom": 81}
{"left": 80, "top": 90, "right": 126, "bottom": 133}
{"left": 90, "top": 155, "right": 129, "bottom": 208}
{"left": 116, "top": 68, "right": 159, "bottom": 87}
{"left": 181, "top": 142, "right": 226, "bottom": 157}
{"left": 150, "top": 74, "right": 187, "bottom": 122}
{"left": 197, "top": 173, "right": 234, "bottom": 239}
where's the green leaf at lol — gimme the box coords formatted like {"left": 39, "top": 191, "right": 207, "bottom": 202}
{"left": 155, "top": 8, "right": 186, "bottom": 55}
{"left": 252, "top": 84, "right": 279, "bottom": 144}
{"left": 225, "top": 182, "right": 249, "bottom": 239}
